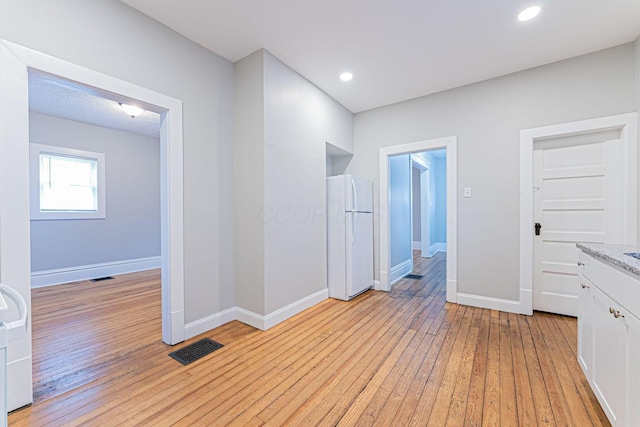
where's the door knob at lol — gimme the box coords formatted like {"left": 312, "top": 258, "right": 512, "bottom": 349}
{"left": 535, "top": 223, "right": 542, "bottom": 236}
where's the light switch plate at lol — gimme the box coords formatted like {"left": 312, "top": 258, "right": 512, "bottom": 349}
{"left": 464, "top": 187, "right": 471, "bottom": 198}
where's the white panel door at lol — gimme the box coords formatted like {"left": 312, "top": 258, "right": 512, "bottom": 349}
{"left": 533, "top": 136, "right": 622, "bottom": 316}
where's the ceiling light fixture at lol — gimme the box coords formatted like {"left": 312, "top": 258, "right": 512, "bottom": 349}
{"left": 518, "top": 6, "right": 541, "bottom": 21}
{"left": 339, "top": 72, "right": 353, "bottom": 82}
{"left": 119, "top": 103, "right": 144, "bottom": 118}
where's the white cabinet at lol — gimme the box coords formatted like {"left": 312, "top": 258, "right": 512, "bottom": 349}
{"left": 590, "top": 284, "right": 626, "bottom": 425}
{"left": 626, "top": 313, "right": 640, "bottom": 427}
{"left": 578, "top": 250, "right": 640, "bottom": 427}
{"left": 577, "top": 275, "right": 593, "bottom": 377}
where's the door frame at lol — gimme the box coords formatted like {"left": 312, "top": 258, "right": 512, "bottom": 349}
{"left": 411, "top": 154, "right": 431, "bottom": 258}
{"left": 379, "top": 136, "right": 457, "bottom": 303}
{"left": 519, "top": 112, "right": 638, "bottom": 315}
{"left": 0, "top": 40, "right": 185, "bottom": 409}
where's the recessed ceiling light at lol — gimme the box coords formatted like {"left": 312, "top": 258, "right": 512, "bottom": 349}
{"left": 119, "top": 103, "right": 144, "bottom": 118}
{"left": 340, "top": 72, "right": 353, "bottom": 82}
{"left": 518, "top": 6, "right": 541, "bottom": 21}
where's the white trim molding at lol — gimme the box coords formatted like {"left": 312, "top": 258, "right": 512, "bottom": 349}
{"left": 31, "top": 257, "right": 161, "bottom": 288}
{"left": 389, "top": 259, "right": 413, "bottom": 285}
{"left": 237, "top": 289, "right": 329, "bottom": 331}
{"left": 379, "top": 136, "right": 458, "bottom": 304}
{"left": 0, "top": 39, "right": 185, "bottom": 410}
{"left": 519, "top": 112, "right": 638, "bottom": 316}
{"left": 184, "top": 307, "right": 236, "bottom": 339}
{"left": 0, "top": 40, "right": 185, "bottom": 351}
{"left": 457, "top": 293, "right": 522, "bottom": 314}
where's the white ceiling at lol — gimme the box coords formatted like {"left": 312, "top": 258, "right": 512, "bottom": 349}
{"left": 29, "top": 73, "right": 161, "bottom": 138}
{"left": 120, "top": 0, "right": 640, "bottom": 113}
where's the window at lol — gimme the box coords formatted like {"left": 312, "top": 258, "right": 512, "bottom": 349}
{"left": 30, "top": 144, "right": 106, "bottom": 220}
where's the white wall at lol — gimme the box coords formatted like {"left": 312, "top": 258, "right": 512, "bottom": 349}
{"left": 389, "top": 154, "right": 412, "bottom": 268}
{"left": 350, "top": 43, "right": 636, "bottom": 301}
{"left": 29, "top": 112, "right": 160, "bottom": 272}
{"left": 234, "top": 49, "right": 354, "bottom": 319}
{"left": 0, "top": 0, "right": 236, "bottom": 322}
{"left": 412, "top": 166, "right": 421, "bottom": 242}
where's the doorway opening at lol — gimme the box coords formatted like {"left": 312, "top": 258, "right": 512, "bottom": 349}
{"left": 0, "top": 40, "right": 185, "bottom": 410}
{"left": 411, "top": 149, "right": 447, "bottom": 260}
{"left": 378, "top": 136, "right": 458, "bottom": 305}
{"left": 28, "top": 72, "right": 163, "bottom": 402}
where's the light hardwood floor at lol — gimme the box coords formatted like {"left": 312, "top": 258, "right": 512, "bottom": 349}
{"left": 10, "top": 252, "right": 608, "bottom": 426}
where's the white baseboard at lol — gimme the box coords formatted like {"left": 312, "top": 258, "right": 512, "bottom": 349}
{"left": 186, "top": 289, "right": 329, "bottom": 335}
{"left": 184, "top": 307, "right": 236, "bottom": 340}
{"left": 236, "top": 289, "right": 329, "bottom": 331}
{"left": 389, "top": 259, "right": 413, "bottom": 285}
{"left": 235, "top": 307, "right": 265, "bottom": 330}
{"left": 430, "top": 242, "right": 447, "bottom": 254}
{"left": 456, "top": 292, "right": 521, "bottom": 314}
{"left": 264, "top": 289, "right": 328, "bottom": 330}
{"left": 412, "top": 241, "right": 421, "bottom": 250}
{"left": 7, "top": 354, "right": 32, "bottom": 411}
{"left": 31, "top": 256, "right": 162, "bottom": 288}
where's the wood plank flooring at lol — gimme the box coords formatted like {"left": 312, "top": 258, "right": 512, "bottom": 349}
{"left": 10, "top": 252, "right": 609, "bottom": 426}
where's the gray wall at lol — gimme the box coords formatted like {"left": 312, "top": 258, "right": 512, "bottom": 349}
{"left": 0, "top": 0, "right": 236, "bottom": 322}
{"left": 29, "top": 112, "right": 160, "bottom": 272}
{"left": 235, "top": 49, "right": 354, "bottom": 316}
{"left": 350, "top": 43, "right": 637, "bottom": 301}
{"left": 234, "top": 50, "right": 265, "bottom": 315}
{"left": 389, "top": 154, "right": 412, "bottom": 268}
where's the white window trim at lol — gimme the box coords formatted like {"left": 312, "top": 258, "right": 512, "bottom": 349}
{"left": 30, "top": 143, "right": 106, "bottom": 220}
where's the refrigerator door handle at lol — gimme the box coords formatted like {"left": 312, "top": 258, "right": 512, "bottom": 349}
{"left": 351, "top": 213, "right": 356, "bottom": 244}
{"left": 352, "top": 178, "right": 358, "bottom": 212}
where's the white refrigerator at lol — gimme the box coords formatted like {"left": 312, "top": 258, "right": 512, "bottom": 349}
{"left": 327, "top": 174, "right": 374, "bottom": 300}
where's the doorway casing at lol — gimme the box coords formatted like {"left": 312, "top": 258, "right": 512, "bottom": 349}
{"left": 519, "top": 112, "right": 638, "bottom": 316}
{"left": 378, "top": 136, "right": 458, "bottom": 303}
{"left": 0, "top": 40, "right": 185, "bottom": 410}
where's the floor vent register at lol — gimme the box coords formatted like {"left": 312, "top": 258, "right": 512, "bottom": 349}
{"left": 169, "top": 338, "right": 224, "bottom": 365}
{"left": 405, "top": 274, "right": 424, "bottom": 280}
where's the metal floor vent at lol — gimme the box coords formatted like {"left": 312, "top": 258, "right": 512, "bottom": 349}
{"left": 405, "top": 274, "right": 424, "bottom": 280}
{"left": 90, "top": 276, "right": 114, "bottom": 282}
{"left": 169, "top": 338, "right": 224, "bottom": 365}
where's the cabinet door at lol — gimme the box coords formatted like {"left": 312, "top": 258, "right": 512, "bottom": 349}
{"left": 627, "top": 313, "right": 640, "bottom": 426}
{"left": 591, "top": 285, "right": 626, "bottom": 426}
{"left": 577, "top": 275, "right": 593, "bottom": 377}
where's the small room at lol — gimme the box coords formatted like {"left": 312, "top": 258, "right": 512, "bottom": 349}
{"left": 27, "top": 73, "right": 162, "bottom": 402}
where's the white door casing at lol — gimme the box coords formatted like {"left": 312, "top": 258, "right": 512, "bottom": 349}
{"left": 533, "top": 131, "right": 623, "bottom": 316}
{"left": 0, "top": 40, "right": 186, "bottom": 410}
{"left": 379, "top": 136, "right": 457, "bottom": 302}
{"left": 520, "top": 113, "right": 637, "bottom": 316}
